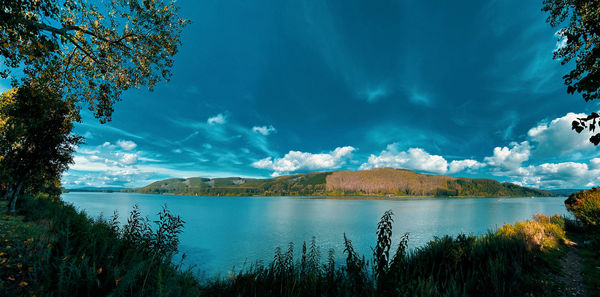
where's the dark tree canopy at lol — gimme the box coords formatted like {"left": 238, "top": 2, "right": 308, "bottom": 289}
{"left": 543, "top": 0, "right": 600, "bottom": 144}
{"left": 0, "top": 81, "right": 83, "bottom": 212}
{"left": 0, "top": 0, "right": 189, "bottom": 122}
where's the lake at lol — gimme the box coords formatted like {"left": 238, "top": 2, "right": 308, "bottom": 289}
{"left": 62, "top": 192, "right": 570, "bottom": 277}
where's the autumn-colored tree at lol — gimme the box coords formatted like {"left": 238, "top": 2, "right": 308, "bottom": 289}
{"left": 0, "top": 0, "right": 189, "bottom": 122}
{"left": 543, "top": 0, "right": 600, "bottom": 144}
{"left": 0, "top": 82, "right": 82, "bottom": 213}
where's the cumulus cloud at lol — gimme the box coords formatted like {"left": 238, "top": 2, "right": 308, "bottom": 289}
{"left": 448, "top": 159, "right": 486, "bottom": 174}
{"left": 527, "top": 112, "right": 595, "bottom": 158}
{"left": 119, "top": 153, "right": 138, "bottom": 165}
{"left": 360, "top": 145, "right": 448, "bottom": 174}
{"left": 207, "top": 113, "right": 226, "bottom": 125}
{"left": 252, "top": 146, "right": 355, "bottom": 176}
{"left": 252, "top": 125, "right": 277, "bottom": 136}
{"left": 484, "top": 141, "right": 531, "bottom": 171}
{"left": 117, "top": 140, "right": 137, "bottom": 151}
{"left": 511, "top": 161, "right": 600, "bottom": 189}
{"left": 359, "top": 144, "right": 486, "bottom": 175}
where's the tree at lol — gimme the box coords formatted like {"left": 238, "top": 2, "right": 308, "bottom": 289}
{"left": 0, "top": 0, "right": 189, "bottom": 122}
{"left": 0, "top": 81, "right": 82, "bottom": 213}
{"left": 543, "top": 0, "right": 600, "bottom": 144}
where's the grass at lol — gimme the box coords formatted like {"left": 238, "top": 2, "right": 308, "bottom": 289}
{"left": 200, "top": 212, "right": 566, "bottom": 297}
{"left": 0, "top": 200, "right": 43, "bottom": 295}
{"left": 580, "top": 242, "right": 600, "bottom": 297}
{"left": 0, "top": 194, "right": 577, "bottom": 297}
{"left": 2, "top": 194, "right": 200, "bottom": 297}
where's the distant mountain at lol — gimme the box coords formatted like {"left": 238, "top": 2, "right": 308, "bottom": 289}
{"left": 66, "top": 187, "right": 125, "bottom": 193}
{"left": 123, "top": 168, "right": 556, "bottom": 198}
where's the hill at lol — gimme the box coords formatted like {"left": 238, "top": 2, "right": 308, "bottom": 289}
{"left": 124, "top": 168, "right": 555, "bottom": 197}
{"left": 547, "top": 188, "right": 584, "bottom": 196}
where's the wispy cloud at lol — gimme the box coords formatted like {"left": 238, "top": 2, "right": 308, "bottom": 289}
{"left": 252, "top": 125, "right": 277, "bottom": 136}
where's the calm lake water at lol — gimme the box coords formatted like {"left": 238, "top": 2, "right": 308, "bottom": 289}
{"left": 62, "top": 192, "right": 569, "bottom": 277}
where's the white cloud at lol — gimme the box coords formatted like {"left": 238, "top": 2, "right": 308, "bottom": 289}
{"left": 117, "top": 140, "right": 137, "bottom": 151}
{"left": 119, "top": 153, "right": 138, "bottom": 165}
{"left": 252, "top": 146, "right": 356, "bottom": 175}
{"left": 484, "top": 141, "right": 531, "bottom": 171}
{"left": 554, "top": 29, "right": 567, "bottom": 52}
{"left": 527, "top": 112, "right": 595, "bottom": 158}
{"left": 207, "top": 113, "right": 226, "bottom": 125}
{"left": 252, "top": 125, "right": 277, "bottom": 136}
{"left": 359, "top": 145, "right": 449, "bottom": 174}
{"left": 448, "top": 159, "right": 486, "bottom": 174}
{"left": 511, "top": 161, "right": 600, "bottom": 189}
{"left": 359, "top": 144, "right": 484, "bottom": 175}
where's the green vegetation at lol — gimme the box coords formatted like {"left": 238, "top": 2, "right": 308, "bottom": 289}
{"left": 0, "top": 0, "right": 188, "bottom": 122}
{"left": 543, "top": 0, "right": 600, "bottom": 144}
{"left": 0, "top": 194, "right": 200, "bottom": 296}
{"left": 0, "top": 81, "right": 82, "bottom": 213}
{"left": 565, "top": 187, "right": 600, "bottom": 295}
{"left": 200, "top": 212, "right": 567, "bottom": 297}
{"left": 125, "top": 168, "right": 556, "bottom": 198}
{"left": 0, "top": 191, "right": 576, "bottom": 296}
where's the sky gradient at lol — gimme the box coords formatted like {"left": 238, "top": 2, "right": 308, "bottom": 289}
{"left": 9, "top": 0, "right": 599, "bottom": 189}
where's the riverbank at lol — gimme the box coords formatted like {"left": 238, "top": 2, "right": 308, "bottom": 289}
{"left": 0, "top": 195, "right": 200, "bottom": 296}
{"left": 2, "top": 193, "right": 586, "bottom": 296}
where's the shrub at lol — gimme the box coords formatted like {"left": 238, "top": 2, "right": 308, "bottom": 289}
{"left": 566, "top": 188, "right": 600, "bottom": 229}
{"left": 496, "top": 213, "right": 567, "bottom": 250}
{"left": 15, "top": 194, "right": 199, "bottom": 297}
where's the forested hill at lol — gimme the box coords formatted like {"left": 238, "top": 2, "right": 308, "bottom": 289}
{"left": 123, "top": 168, "right": 556, "bottom": 197}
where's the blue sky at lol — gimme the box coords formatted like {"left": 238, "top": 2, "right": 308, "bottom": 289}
{"left": 7, "top": 0, "right": 600, "bottom": 189}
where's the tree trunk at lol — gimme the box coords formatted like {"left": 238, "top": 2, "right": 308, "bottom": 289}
{"left": 9, "top": 181, "right": 23, "bottom": 214}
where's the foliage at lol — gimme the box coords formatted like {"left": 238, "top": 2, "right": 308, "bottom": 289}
{"left": 0, "top": 82, "right": 82, "bottom": 212}
{"left": 0, "top": 0, "right": 189, "bottom": 122}
{"left": 1, "top": 194, "right": 199, "bottom": 297}
{"left": 497, "top": 213, "right": 568, "bottom": 250}
{"left": 564, "top": 188, "right": 600, "bottom": 295}
{"left": 565, "top": 187, "right": 600, "bottom": 229}
{"left": 543, "top": 0, "right": 600, "bottom": 144}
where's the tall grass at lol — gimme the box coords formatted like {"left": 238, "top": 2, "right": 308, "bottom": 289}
{"left": 201, "top": 211, "right": 564, "bottom": 297}
{"left": 13, "top": 194, "right": 200, "bottom": 297}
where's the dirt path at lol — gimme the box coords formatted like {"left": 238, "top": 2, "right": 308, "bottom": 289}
{"left": 559, "top": 240, "right": 588, "bottom": 297}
